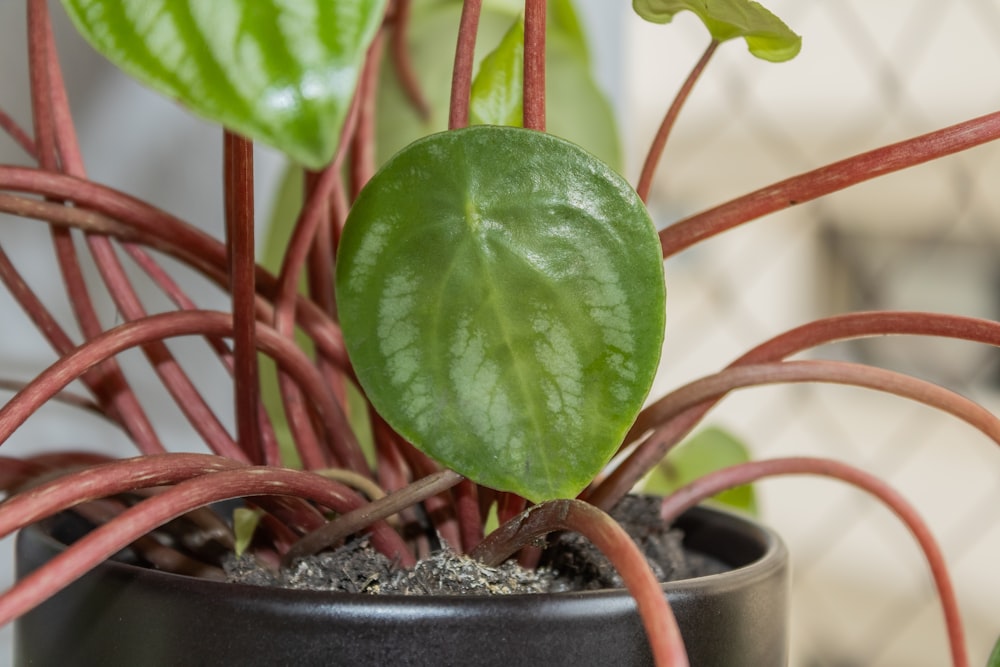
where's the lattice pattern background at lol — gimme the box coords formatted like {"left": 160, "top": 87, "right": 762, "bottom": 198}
{"left": 626, "top": 1, "right": 1000, "bottom": 664}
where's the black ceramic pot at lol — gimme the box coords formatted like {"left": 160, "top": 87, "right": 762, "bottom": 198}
{"left": 15, "top": 505, "right": 788, "bottom": 666}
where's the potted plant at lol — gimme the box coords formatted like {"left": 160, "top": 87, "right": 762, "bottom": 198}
{"left": 0, "top": 0, "right": 998, "bottom": 665}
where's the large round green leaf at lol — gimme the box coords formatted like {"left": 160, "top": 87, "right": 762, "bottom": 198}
{"left": 59, "top": 0, "right": 387, "bottom": 169}
{"left": 337, "top": 127, "right": 665, "bottom": 501}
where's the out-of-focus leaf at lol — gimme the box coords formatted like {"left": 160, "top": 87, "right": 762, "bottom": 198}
{"left": 470, "top": 17, "right": 524, "bottom": 127}
{"left": 642, "top": 426, "right": 758, "bottom": 515}
{"left": 59, "top": 0, "right": 388, "bottom": 168}
{"left": 988, "top": 633, "right": 1000, "bottom": 667}
{"left": 377, "top": 0, "right": 620, "bottom": 171}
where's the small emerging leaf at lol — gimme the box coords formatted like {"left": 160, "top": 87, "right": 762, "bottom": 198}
{"left": 642, "top": 426, "right": 758, "bottom": 515}
{"left": 470, "top": 17, "right": 524, "bottom": 127}
{"left": 633, "top": 0, "right": 801, "bottom": 62}
{"left": 233, "top": 507, "right": 265, "bottom": 557}
{"left": 337, "top": 127, "right": 665, "bottom": 502}
{"left": 59, "top": 0, "right": 388, "bottom": 168}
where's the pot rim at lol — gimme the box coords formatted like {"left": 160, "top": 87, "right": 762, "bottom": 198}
{"left": 20, "top": 503, "right": 787, "bottom": 606}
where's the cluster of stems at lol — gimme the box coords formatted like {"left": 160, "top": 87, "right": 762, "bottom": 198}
{"left": 1, "top": 2, "right": 999, "bottom": 665}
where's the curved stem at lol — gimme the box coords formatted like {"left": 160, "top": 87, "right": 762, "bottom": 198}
{"left": 389, "top": 0, "right": 430, "bottom": 119}
{"left": 589, "top": 313, "right": 1000, "bottom": 509}
{"left": 659, "top": 110, "right": 1000, "bottom": 259}
{"left": 471, "top": 499, "right": 689, "bottom": 666}
{"left": 0, "top": 311, "right": 360, "bottom": 472}
{"left": 637, "top": 40, "right": 718, "bottom": 203}
{"left": 657, "top": 457, "right": 967, "bottom": 667}
{"left": 0, "top": 465, "right": 412, "bottom": 627}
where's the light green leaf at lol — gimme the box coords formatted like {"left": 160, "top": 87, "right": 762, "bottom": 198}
{"left": 377, "top": 0, "right": 620, "bottom": 171}
{"left": 642, "top": 427, "right": 758, "bottom": 515}
{"left": 59, "top": 0, "right": 388, "bottom": 168}
{"left": 470, "top": 17, "right": 524, "bottom": 127}
{"left": 233, "top": 507, "right": 264, "bottom": 557}
{"left": 633, "top": 0, "right": 801, "bottom": 62}
{"left": 337, "top": 127, "right": 665, "bottom": 501}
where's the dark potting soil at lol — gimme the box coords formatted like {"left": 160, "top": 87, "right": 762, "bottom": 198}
{"left": 224, "top": 496, "right": 730, "bottom": 595}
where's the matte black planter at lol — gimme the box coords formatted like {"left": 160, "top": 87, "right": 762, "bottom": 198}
{"left": 15, "top": 505, "right": 788, "bottom": 666}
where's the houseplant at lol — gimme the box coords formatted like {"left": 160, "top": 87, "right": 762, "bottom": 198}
{"left": 0, "top": 0, "right": 999, "bottom": 665}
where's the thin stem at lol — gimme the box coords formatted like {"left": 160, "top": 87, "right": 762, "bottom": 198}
{"left": 350, "top": 29, "right": 384, "bottom": 199}
{"left": 224, "top": 132, "right": 264, "bottom": 464}
{"left": 449, "top": 0, "right": 482, "bottom": 129}
{"left": 589, "top": 313, "right": 1000, "bottom": 509}
{"left": 522, "top": 0, "right": 546, "bottom": 132}
{"left": 0, "top": 106, "right": 36, "bottom": 157}
{"left": 0, "top": 311, "right": 355, "bottom": 471}
{"left": 0, "top": 465, "right": 412, "bottom": 627}
{"left": 659, "top": 110, "right": 1000, "bottom": 259}
{"left": 657, "top": 457, "right": 967, "bottom": 667}
{"left": 389, "top": 0, "right": 431, "bottom": 120}
{"left": 283, "top": 469, "right": 463, "bottom": 564}
{"left": 636, "top": 40, "right": 718, "bottom": 203}
{"left": 471, "top": 499, "right": 689, "bottom": 666}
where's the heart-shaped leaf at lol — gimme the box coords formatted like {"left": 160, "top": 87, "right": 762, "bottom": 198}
{"left": 633, "top": 0, "right": 801, "bottom": 62}
{"left": 59, "top": 0, "right": 387, "bottom": 169}
{"left": 337, "top": 127, "right": 665, "bottom": 501}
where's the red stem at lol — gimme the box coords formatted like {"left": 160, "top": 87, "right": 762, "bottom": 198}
{"left": 449, "top": 0, "right": 482, "bottom": 130}
{"left": 589, "top": 312, "right": 1000, "bottom": 509}
{"left": 0, "top": 311, "right": 359, "bottom": 472}
{"left": 25, "top": 0, "right": 161, "bottom": 454}
{"left": 0, "top": 465, "right": 413, "bottom": 627}
{"left": 471, "top": 499, "right": 689, "bottom": 667}
{"left": 389, "top": 0, "right": 431, "bottom": 120}
{"left": 522, "top": 0, "right": 546, "bottom": 132}
{"left": 0, "top": 166, "right": 353, "bottom": 375}
{"left": 224, "top": 132, "right": 264, "bottom": 464}
{"left": 636, "top": 40, "right": 718, "bottom": 203}
{"left": 350, "top": 29, "right": 384, "bottom": 199}
{"left": 0, "top": 106, "right": 36, "bottom": 157}
{"left": 660, "top": 110, "right": 1000, "bottom": 259}
{"left": 657, "top": 457, "right": 967, "bottom": 667}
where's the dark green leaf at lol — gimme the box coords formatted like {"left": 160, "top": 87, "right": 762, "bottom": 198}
{"left": 642, "top": 426, "right": 758, "bottom": 515}
{"left": 59, "top": 0, "right": 387, "bottom": 168}
{"left": 633, "top": 0, "right": 801, "bottom": 62}
{"left": 337, "top": 126, "right": 665, "bottom": 501}
{"left": 470, "top": 17, "right": 524, "bottom": 127}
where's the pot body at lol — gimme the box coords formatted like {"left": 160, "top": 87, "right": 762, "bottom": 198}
{"left": 15, "top": 505, "right": 788, "bottom": 667}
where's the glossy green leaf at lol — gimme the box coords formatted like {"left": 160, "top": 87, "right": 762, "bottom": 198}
{"left": 337, "top": 126, "right": 665, "bottom": 501}
{"left": 470, "top": 17, "right": 524, "bottom": 127}
{"left": 642, "top": 427, "right": 758, "bottom": 515}
{"left": 633, "top": 0, "right": 801, "bottom": 62}
{"left": 376, "top": 0, "right": 620, "bottom": 171}
{"left": 59, "top": 0, "right": 388, "bottom": 168}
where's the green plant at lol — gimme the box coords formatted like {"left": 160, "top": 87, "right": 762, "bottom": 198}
{"left": 1, "top": 0, "right": 998, "bottom": 664}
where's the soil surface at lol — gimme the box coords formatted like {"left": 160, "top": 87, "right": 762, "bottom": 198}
{"left": 224, "top": 496, "right": 729, "bottom": 595}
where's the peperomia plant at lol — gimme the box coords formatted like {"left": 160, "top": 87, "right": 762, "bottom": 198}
{"left": 1, "top": 0, "right": 999, "bottom": 665}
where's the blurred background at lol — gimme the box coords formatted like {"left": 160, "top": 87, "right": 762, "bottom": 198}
{"left": 1, "top": 1, "right": 999, "bottom": 664}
